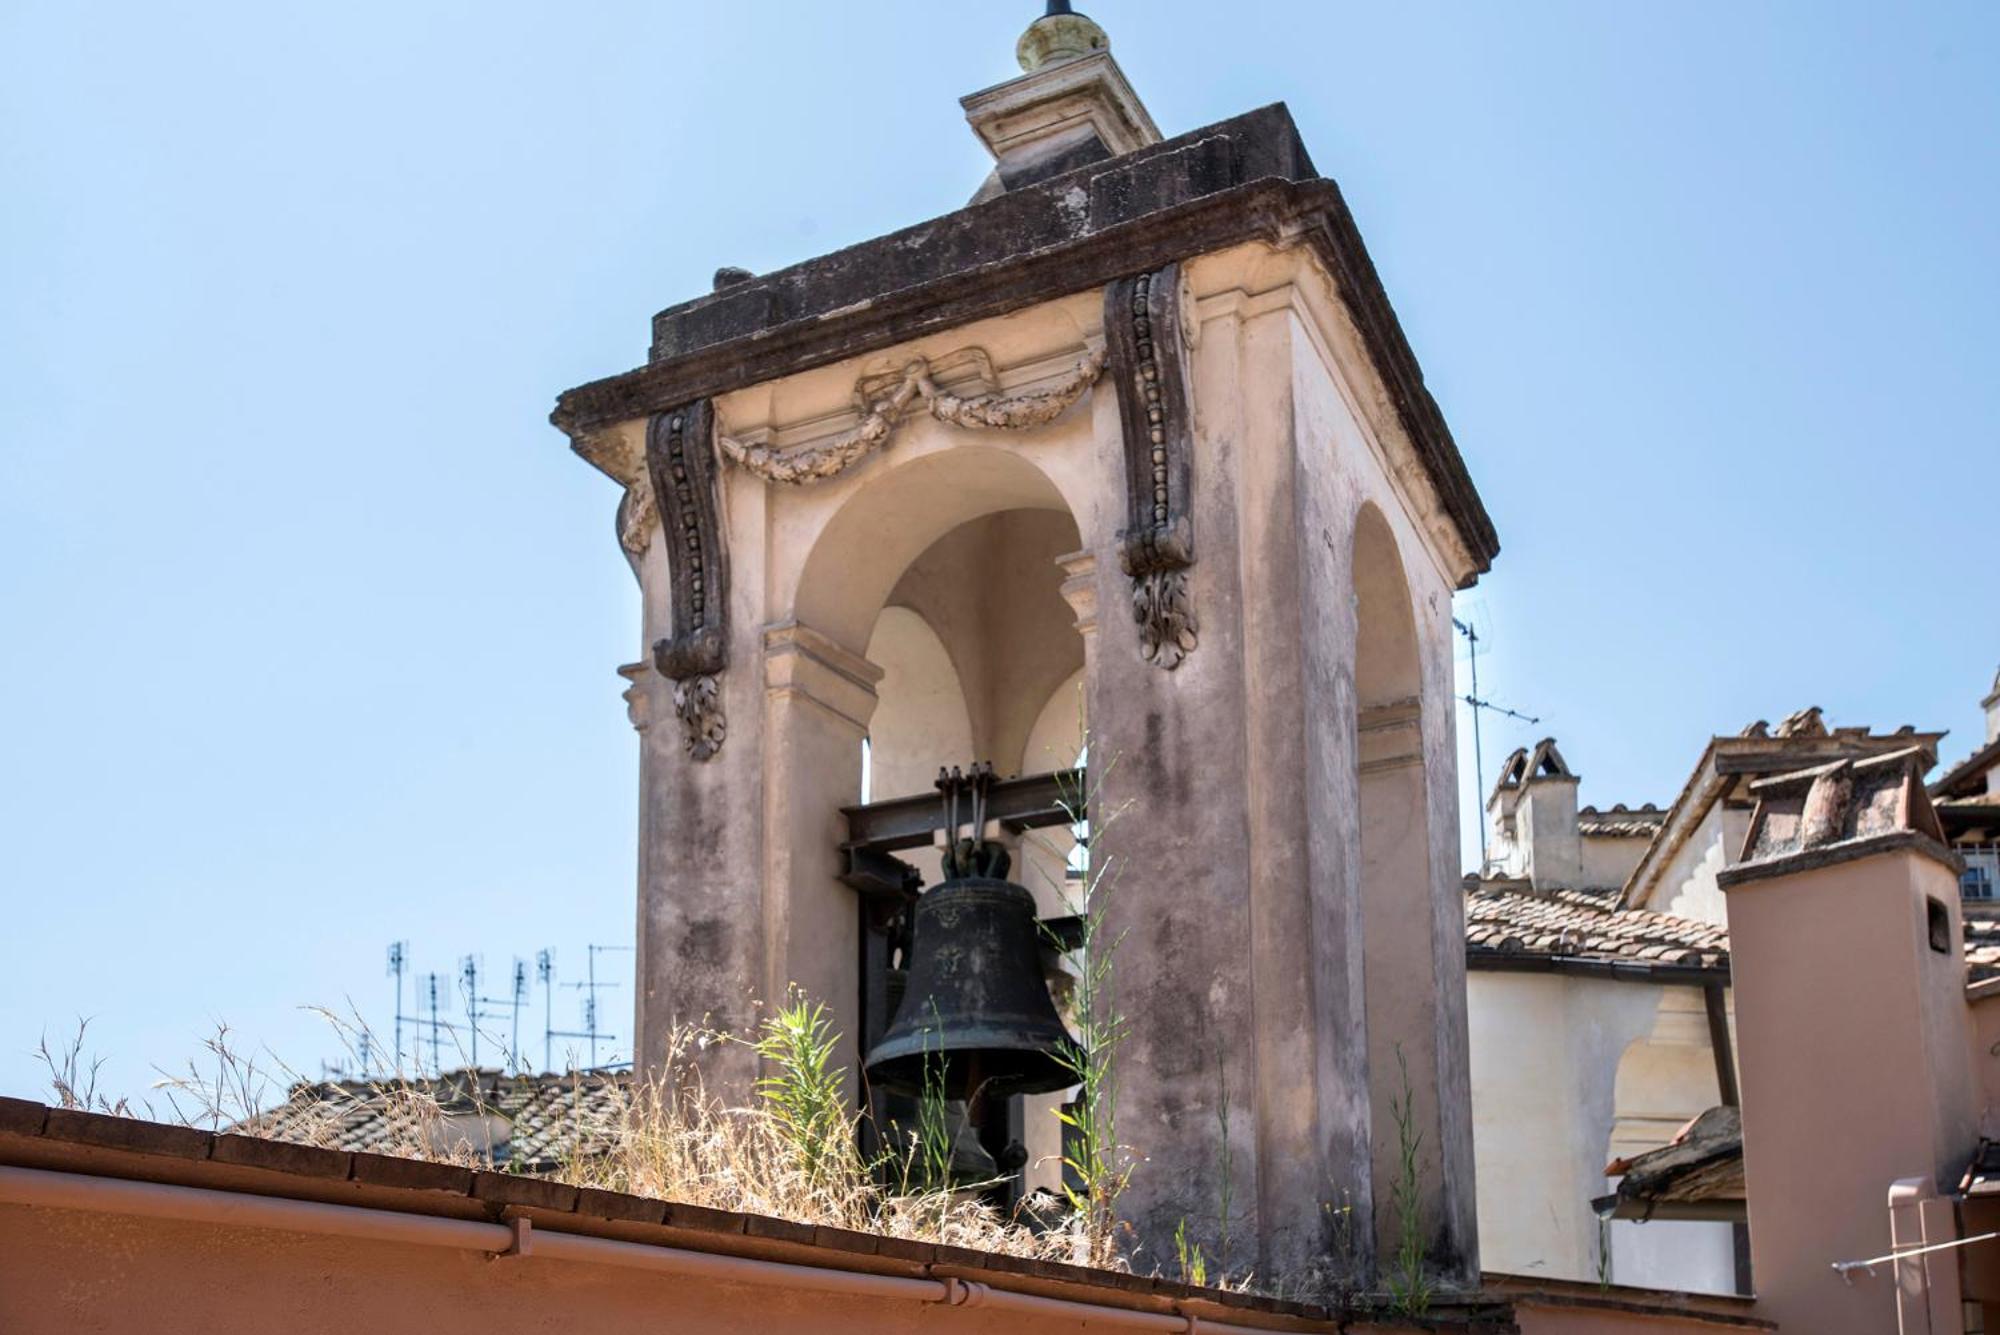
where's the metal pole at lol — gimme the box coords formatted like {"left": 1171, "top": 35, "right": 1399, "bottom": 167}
{"left": 1455, "top": 618, "right": 1488, "bottom": 862}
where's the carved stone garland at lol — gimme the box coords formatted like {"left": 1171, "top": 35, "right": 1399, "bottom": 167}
{"left": 645, "top": 400, "right": 730, "bottom": 760}
{"left": 717, "top": 349, "right": 1105, "bottom": 486}
{"left": 1105, "top": 265, "right": 1196, "bottom": 670}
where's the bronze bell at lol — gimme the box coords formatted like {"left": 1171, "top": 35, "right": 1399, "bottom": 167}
{"left": 865, "top": 764, "right": 1082, "bottom": 1099}
{"left": 865, "top": 873, "right": 1080, "bottom": 1098}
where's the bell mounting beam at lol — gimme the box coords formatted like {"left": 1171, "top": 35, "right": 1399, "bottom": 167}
{"left": 839, "top": 768, "right": 1084, "bottom": 854}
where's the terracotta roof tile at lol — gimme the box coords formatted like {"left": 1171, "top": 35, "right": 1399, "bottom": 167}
{"left": 233, "top": 1070, "right": 629, "bottom": 1171}
{"left": 1464, "top": 882, "right": 1730, "bottom": 971}
{"left": 1965, "top": 918, "right": 2000, "bottom": 985}
{"left": 1578, "top": 804, "right": 1668, "bottom": 839}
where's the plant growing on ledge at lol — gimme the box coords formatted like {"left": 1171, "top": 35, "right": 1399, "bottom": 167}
{"left": 1385, "top": 1043, "right": 1433, "bottom": 1317}
{"left": 1044, "top": 747, "right": 1134, "bottom": 1271}
{"left": 752, "top": 990, "right": 860, "bottom": 1195}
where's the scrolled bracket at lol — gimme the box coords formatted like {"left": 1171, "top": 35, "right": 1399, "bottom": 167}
{"left": 646, "top": 401, "right": 730, "bottom": 760}
{"left": 1106, "top": 264, "right": 1196, "bottom": 670}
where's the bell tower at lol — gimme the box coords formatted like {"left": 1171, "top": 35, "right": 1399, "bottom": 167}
{"left": 553, "top": 4, "right": 1498, "bottom": 1294}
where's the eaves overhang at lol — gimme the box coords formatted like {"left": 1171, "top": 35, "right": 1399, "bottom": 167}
{"left": 549, "top": 103, "right": 1499, "bottom": 585}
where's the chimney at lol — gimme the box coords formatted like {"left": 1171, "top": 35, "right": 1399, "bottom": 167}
{"left": 1984, "top": 664, "right": 1999, "bottom": 745}
{"left": 1719, "top": 748, "right": 1975, "bottom": 1334}
{"left": 1485, "top": 739, "right": 1581, "bottom": 888}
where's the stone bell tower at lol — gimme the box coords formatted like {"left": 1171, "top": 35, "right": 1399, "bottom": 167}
{"left": 551, "top": 3, "right": 1498, "bottom": 1292}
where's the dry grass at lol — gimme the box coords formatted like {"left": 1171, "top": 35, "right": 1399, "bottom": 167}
{"left": 34, "top": 1003, "right": 1101, "bottom": 1268}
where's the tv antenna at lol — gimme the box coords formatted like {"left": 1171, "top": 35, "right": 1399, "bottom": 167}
{"left": 538, "top": 944, "right": 633, "bottom": 1072}
{"left": 386, "top": 941, "right": 410, "bottom": 1073}
{"left": 459, "top": 955, "right": 532, "bottom": 1071}
{"left": 1453, "top": 616, "right": 1540, "bottom": 860}
{"left": 421, "top": 971, "right": 463, "bottom": 1073}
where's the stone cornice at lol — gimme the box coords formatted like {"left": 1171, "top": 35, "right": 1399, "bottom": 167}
{"left": 552, "top": 104, "right": 1498, "bottom": 584}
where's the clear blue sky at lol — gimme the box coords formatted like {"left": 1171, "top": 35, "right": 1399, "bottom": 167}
{"left": 3, "top": 2, "right": 1996, "bottom": 1106}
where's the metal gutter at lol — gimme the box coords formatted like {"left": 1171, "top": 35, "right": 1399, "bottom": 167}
{"left": 1465, "top": 952, "right": 1730, "bottom": 988}
{"left": 0, "top": 1164, "right": 1286, "bottom": 1335}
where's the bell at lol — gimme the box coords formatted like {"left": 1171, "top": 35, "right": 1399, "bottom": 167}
{"left": 865, "top": 873, "right": 1081, "bottom": 1098}
{"left": 873, "top": 1093, "right": 1005, "bottom": 1188}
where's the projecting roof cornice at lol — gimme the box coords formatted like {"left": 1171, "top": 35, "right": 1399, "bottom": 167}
{"left": 550, "top": 103, "right": 1499, "bottom": 584}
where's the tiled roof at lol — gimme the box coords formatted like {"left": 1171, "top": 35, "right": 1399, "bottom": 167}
{"left": 1966, "top": 919, "right": 2000, "bottom": 986}
{"left": 235, "top": 1069, "right": 630, "bottom": 1171}
{"left": 1599, "top": 1105, "right": 1744, "bottom": 1219}
{"left": 1465, "top": 882, "right": 1729, "bottom": 970}
{"left": 1470, "top": 879, "right": 2000, "bottom": 986}
{"left": 1578, "top": 804, "right": 1666, "bottom": 839}
{"left": 1934, "top": 735, "right": 2000, "bottom": 801}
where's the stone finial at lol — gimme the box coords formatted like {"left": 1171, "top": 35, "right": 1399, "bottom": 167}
{"left": 1017, "top": 2, "right": 1110, "bottom": 73}
{"left": 962, "top": 3, "right": 1158, "bottom": 202}
{"left": 1773, "top": 705, "right": 1827, "bottom": 739}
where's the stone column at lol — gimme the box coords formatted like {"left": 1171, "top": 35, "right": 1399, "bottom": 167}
{"left": 760, "top": 619, "right": 883, "bottom": 1085}
{"left": 627, "top": 646, "right": 767, "bottom": 1099}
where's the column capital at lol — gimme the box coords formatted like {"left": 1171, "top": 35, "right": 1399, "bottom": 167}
{"left": 762, "top": 620, "right": 884, "bottom": 736}
{"left": 617, "top": 660, "right": 655, "bottom": 734}
{"left": 1057, "top": 549, "right": 1099, "bottom": 637}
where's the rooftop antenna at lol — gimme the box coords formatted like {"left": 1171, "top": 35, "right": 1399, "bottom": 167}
{"left": 424, "top": 971, "right": 448, "bottom": 1074}
{"left": 460, "top": 954, "right": 537, "bottom": 1071}
{"left": 543, "top": 944, "right": 632, "bottom": 1071}
{"left": 460, "top": 956, "right": 482, "bottom": 1068}
{"left": 386, "top": 941, "right": 409, "bottom": 1072}
{"left": 508, "top": 959, "right": 529, "bottom": 1071}
{"left": 1452, "top": 616, "right": 1540, "bottom": 863}
{"left": 536, "top": 949, "right": 555, "bottom": 1073}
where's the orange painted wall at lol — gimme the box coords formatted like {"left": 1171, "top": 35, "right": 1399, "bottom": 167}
{"left": 0, "top": 1200, "right": 1046, "bottom": 1335}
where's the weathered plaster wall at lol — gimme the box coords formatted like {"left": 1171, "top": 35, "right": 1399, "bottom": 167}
{"left": 1519, "top": 779, "right": 1583, "bottom": 890}
{"left": 1469, "top": 973, "right": 1655, "bottom": 1282}
{"left": 1651, "top": 807, "right": 1749, "bottom": 927}
{"left": 1728, "top": 848, "right": 1979, "bottom": 1334}
{"left": 1467, "top": 973, "right": 1730, "bottom": 1294}
{"left": 866, "top": 606, "right": 975, "bottom": 803}
{"left": 1579, "top": 836, "right": 1651, "bottom": 894}
{"left": 1279, "top": 264, "right": 1478, "bottom": 1285}
{"left": 1967, "top": 986, "right": 2000, "bottom": 1121}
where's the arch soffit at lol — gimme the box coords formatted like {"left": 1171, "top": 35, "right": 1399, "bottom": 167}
{"left": 788, "top": 431, "right": 1088, "bottom": 653}
{"left": 1351, "top": 500, "right": 1425, "bottom": 712}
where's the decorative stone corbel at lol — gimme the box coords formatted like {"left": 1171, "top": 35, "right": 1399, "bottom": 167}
{"left": 646, "top": 400, "right": 730, "bottom": 760}
{"left": 1105, "top": 264, "right": 1197, "bottom": 669}
{"left": 571, "top": 426, "right": 657, "bottom": 567}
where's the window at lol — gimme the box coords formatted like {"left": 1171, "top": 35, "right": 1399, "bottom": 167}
{"left": 1967, "top": 865, "right": 1997, "bottom": 903}
{"left": 1929, "top": 896, "right": 1953, "bottom": 954}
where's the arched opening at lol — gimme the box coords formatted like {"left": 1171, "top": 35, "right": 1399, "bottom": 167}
{"left": 1352, "top": 503, "right": 1444, "bottom": 1266}
{"left": 1604, "top": 997, "right": 1739, "bottom": 1294}
{"left": 792, "top": 444, "right": 1078, "bottom": 655}
{"left": 787, "top": 442, "right": 1088, "bottom": 1201}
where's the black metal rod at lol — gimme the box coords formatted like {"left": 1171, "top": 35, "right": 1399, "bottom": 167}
{"left": 845, "top": 769, "right": 1084, "bottom": 853}
{"left": 1704, "top": 982, "right": 1740, "bottom": 1107}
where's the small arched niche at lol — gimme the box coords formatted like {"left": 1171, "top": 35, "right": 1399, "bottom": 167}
{"left": 1352, "top": 502, "right": 1444, "bottom": 1266}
